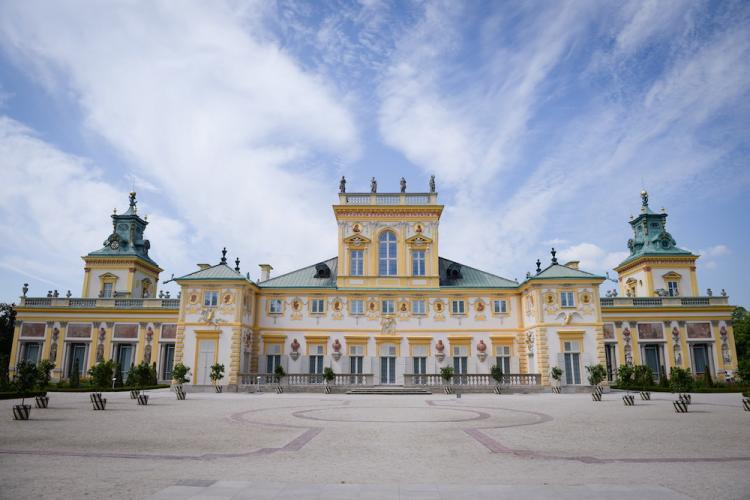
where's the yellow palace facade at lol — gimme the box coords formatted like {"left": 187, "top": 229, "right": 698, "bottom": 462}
{"left": 8, "top": 184, "right": 738, "bottom": 390}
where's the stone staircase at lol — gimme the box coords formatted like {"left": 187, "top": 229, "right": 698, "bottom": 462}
{"left": 347, "top": 386, "right": 432, "bottom": 395}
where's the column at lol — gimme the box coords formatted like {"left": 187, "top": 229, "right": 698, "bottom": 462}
{"left": 8, "top": 321, "right": 23, "bottom": 377}
{"left": 229, "top": 327, "right": 241, "bottom": 386}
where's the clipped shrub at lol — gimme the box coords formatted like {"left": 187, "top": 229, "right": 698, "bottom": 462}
{"left": 210, "top": 363, "right": 225, "bottom": 384}
{"left": 87, "top": 360, "right": 115, "bottom": 390}
{"left": 550, "top": 366, "right": 563, "bottom": 382}
{"left": 15, "top": 360, "right": 38, "bottom": 404}
{"left": 490, "top": 364, "right": 504, "bottom": 384}
{"left": 125, "top": 364, "right": 135, "bottom": 387}
{"left": 703, "top": 369, "right": 714, "bottom": 388}
{"left": 585, "top": 364, "right": 607, "bottom": 387}
{"left": 440, "top": 366, "right": 454, "bottom": 383}
{"left": 616, "top": 364, "right": 634, "bottom": 388}
{"left": 150, "top": 362, "right": 158, "bottom": 385}
{"left": 274, "top": 364, "right": 286, "bottom": 383}
{"left": 670, "top": 366, "right": 694, "bottom": 393}
{"left": 322, "top": 367, "right": 335, "bottom": 383}
{"left": 36, "top": 359, "right": 55, "bottom": 389}
{"left": 114, "top": 363, "right": 123, "bottom": 387}
{"left": 633, "top": 364, "right": 654, "bottom": 388}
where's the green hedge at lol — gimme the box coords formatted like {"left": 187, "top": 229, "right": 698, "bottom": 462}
{"left": 47, "top": 384, "right": 169, "bottom": 393}
{"left": 0, "top": 391, "right": 47, "bottom": 400}
{"left": 611, "top": 384, "right": 747, "bottom": 393}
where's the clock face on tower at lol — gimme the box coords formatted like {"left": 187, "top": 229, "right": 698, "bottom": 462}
{"left": 110, "top": 240, "right": 120, "bottom": 250}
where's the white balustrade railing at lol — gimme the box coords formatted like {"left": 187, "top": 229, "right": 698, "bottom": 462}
{"left": 403, "top": 373, "right": 540, "bottom": 386}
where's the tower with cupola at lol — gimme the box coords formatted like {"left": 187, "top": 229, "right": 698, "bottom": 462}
{"left": 81, "top": 192, "right": 163, "bottom": 298}
{"left": 614, "top": 191, "right": 698, "bottom": 298}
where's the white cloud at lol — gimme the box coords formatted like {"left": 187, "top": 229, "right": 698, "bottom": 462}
{"left": 556, "top": 243, "right": 629, "bottom": 274}
{"left": 0, "top": 1, "right": 361, "bottom": 281}
{"left": 0, "top": 116, "right": 188, "bottom": 297}
{"left": 699, "top": 245, "right": 729, "bottom": 258}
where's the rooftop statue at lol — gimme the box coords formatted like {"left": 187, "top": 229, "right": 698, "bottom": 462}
{"left": 400, "top": 177, "right": 406, "bottom": 193}
{"left": 339, "top": 176, "right": 346, "bottom": 193}
{"left": 371, "top": 177, "right": 377, "bottom": 193}
{"left": 429, "top": 175, "right": 436, "bottom": 193}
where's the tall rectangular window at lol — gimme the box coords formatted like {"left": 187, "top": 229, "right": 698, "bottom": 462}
{"left": 311, "top": 298, "right": 325, "bottom": 314}
{"left": 102, "top": 282, "right": 113, "bottom": 298}
{"left": 564, "top": 341, "right": 581, "bottom": 384}
{"left": 412, "top": 300, "right": 425, "bottom": 315}
{"left": 379, "top": 231, "right": 397, "bottom": 276}
{"left": 382, "top": 300, "right": 395, "bottom": 314}
{"left": 667, "top": 281, "right": 679, "bottom": 296}
{"left": 351, "top": 299, "right": 364, "bottom": 315}
{"left": 495, "top": 345, "right": 511, "bottom": 374}
{"left": 350, "top": 250, "right": 364, "bottom": 276}
{"left": 492, "top": 299, "right": 507, "bottom": 314}
{"left": 451, "top": 299, "right": 465, "bottom": 315}
{"left": 412, "top": 250, "right": 425, "bottom": 276}
{"left": 560, "top": 291, "right": 575, "bottom": 308}
{"left": 203, "top": 291, "right": 219, "bottom": 306}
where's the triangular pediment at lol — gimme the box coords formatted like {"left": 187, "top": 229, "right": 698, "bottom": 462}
{"left": 343, "top": 234, "right": 371, "bottom": 246}
{"left": 406, "top": 234, "right": 433, "bottom": 246}
{"left": 100, "top": 272, "right": 119, "bottom": 279}
{"left": 662, "top": 271, "right": 682, "bottom": 280}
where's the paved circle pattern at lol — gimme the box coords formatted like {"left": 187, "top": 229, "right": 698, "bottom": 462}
{"left": 292, "top": 405, "right": 491, "bottom": 423}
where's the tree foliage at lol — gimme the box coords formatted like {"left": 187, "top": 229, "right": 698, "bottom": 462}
{"left": 172, "top": 362, "right": 190, "bottom": 384}
{"left": 585, "top": 364, "right": 607, "bottom": 386}
{"left": 88, "top": 360, "right": 115, "bottom": 390}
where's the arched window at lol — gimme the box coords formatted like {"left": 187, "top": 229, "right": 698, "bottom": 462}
{"left": 379, "top": 231, "right": 397, "bottom": 276}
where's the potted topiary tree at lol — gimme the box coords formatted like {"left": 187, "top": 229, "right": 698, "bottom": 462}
{"left": 670, "top": 366, "right": 693, "bottom": 412}
{"left": 550, "top": 366, "right": 563, "bottom": 394}
{"left": 35, "top": 359, "right": 55, "bottom": 408}
{"left": 126, "top": 363, "right": 139, "bottom": 399}
{"left": 274, "top": 364, "right": 286, "bottom": 394}
{"left": 586, "top": 364, "right": 607, "bottom": 401}
{"left": 172, "top": 362, "right": 190, "bottom": 400}
{"left": 135, "top": 362, "right": 151, "bottom": 405}
{"left": 322, "top": 367, "right": 335, "bottom": 394}
{"left": 12, "top": 360, "right": 37, "bottom": 420}
{"left": 210, "top": 363, "right": 225, "bottom": 393}
{"left": 69, "top": 359, "right": 80, "bottom": 388}
{"left": 440, "top": 366, "right": 454, "bottom": 394}
{"left": 87, "top": 359, "right": 114, "bottom": 410}
{"left": 490, "top": 364, "right": 503, "bottom": 395}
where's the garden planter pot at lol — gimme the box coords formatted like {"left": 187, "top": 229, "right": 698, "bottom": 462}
{"left": 276, "top": 385, "right": 284, "bottom": 394}
{"left": 592, "top": 392, "right": 602, "bottom": 402}
{"left": 674, "top": 400, "right": 689, "bottom": 413}
{"left": 13, "top": 404, "right": 31, "bottom": 420}
{"left": 324, "top": 385, "right": 332, "bottom": 394}
{"left": 90, "top": 393, "right": 107, "bottom": 410}
{"left": 137, "top": 394, "right": 149, "bottom": 405}
{"left": 622, "top": 394, "right": 635, "bottom": 406}
{"left": 640, "top": 391, "right": 651, "bottom": 401}
{"left": 130, "top": 390, "right": 140, "bottom": 399}
{"left": 678, "top": 394, "right": 691, "bottom": 404}
{"left": 444, "top": 385, "right": 454, "bottom": 394}
{"left": 35, "top": 396, "right": 49, "bottom": 408}
{"left": 743, "top": 398, "right": 750, "bottom": 411}
{"left": 551, "top": 386, "right": 561, "bottom": 394}
{"left": 215, "top": 385, "right": 223, "bottom": 393}
{"left": 493, "top": 385, "right": 501, "bottom": 395}
{"left": 176, "top": 388, "right": 186, "bottom": 400}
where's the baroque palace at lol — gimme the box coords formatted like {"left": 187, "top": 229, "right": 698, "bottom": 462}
{"left": 8, "top": 179, "right": 739, "bottom": 390}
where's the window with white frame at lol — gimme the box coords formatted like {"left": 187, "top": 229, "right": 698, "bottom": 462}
{"left": 495, "top": 345, "right": 511, "bottom": 374}
{"left": 382, "top": 299, "right": 395, "bottom": 314}
{"left": 266, "top": 344, "right": 281, "bottom": 374}
{"left": 560, "top": 291, "right": 575, "bottom": 308}
{"left": 350, "top": 250, "right": 364, "bottom": 276}
{"left": 492, "top": 299, "right": 507, "bottom": 314}
{"left": 351, "top": 299, "right": 364, "bottom": 315}
{"left": 102, "top": 282, "right": 114, "bottom": 298}
{"left": 412, "top": 299, "right": 426, "bottom": 315}
{"left": 563, "top": 340, "right": 581, "bottom": 384}
{"left": 378, "top": 231, "right": 397, "bottom": 276}
{"left": 269, "top": 298, "right": 283, "bottom": 314}
{"left": 412, "top": 250, "right": 426, "bottom": 276}
{"left": 309, "top": 345, "right": 324, "bottom": 374}
{"left": 451, "top": 299, "right": 465, "bottom": 315}
{"left": 311, "top": 298, "right": 325, "bottom": 314}
{"left": 349, "top": 345, "right": 364, "bottom": 356}
{"left": 667, "top": 281, "right": 679, "bottom": 297}
{"left": 203, "top": 291, "right": 219, "bottom": 307}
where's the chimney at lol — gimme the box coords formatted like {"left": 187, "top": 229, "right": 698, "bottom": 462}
{"left": 564, "top": 261, "right": 580, "bottom": 270}
{"left": 197, "top": 263, "right": 210, "bottom": 270}
{"left": 259, "top": 264, "right": 273, "bottom": 282}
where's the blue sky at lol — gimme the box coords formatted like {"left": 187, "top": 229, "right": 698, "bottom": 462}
{"left": 0, "top": 0, "right": 748, "bottom": 306}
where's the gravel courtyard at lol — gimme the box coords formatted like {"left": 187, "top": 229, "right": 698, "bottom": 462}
{"left": 1, "top": 389, "right": 748, "bottom": 499}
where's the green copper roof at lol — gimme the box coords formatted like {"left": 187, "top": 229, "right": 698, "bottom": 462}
{"left": 174, "top": 263, "right": 250, "bottom": 281}
{"left": 617, "top": 191, "right": 695, "bottom": 267}
{"left": 258, "top": 256, "right": 517, "bottom": 289}
{"left": 526, "top": 263, "right": 604, "bottom": 281}
{"left": 260, "top": 258, "right": 338, "bottom": 288}
{"left": 87, "top": 192, "right": 159, "bottom": 267}
{"left": 438, "top": 257, "right": 518, "bottom": 288}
